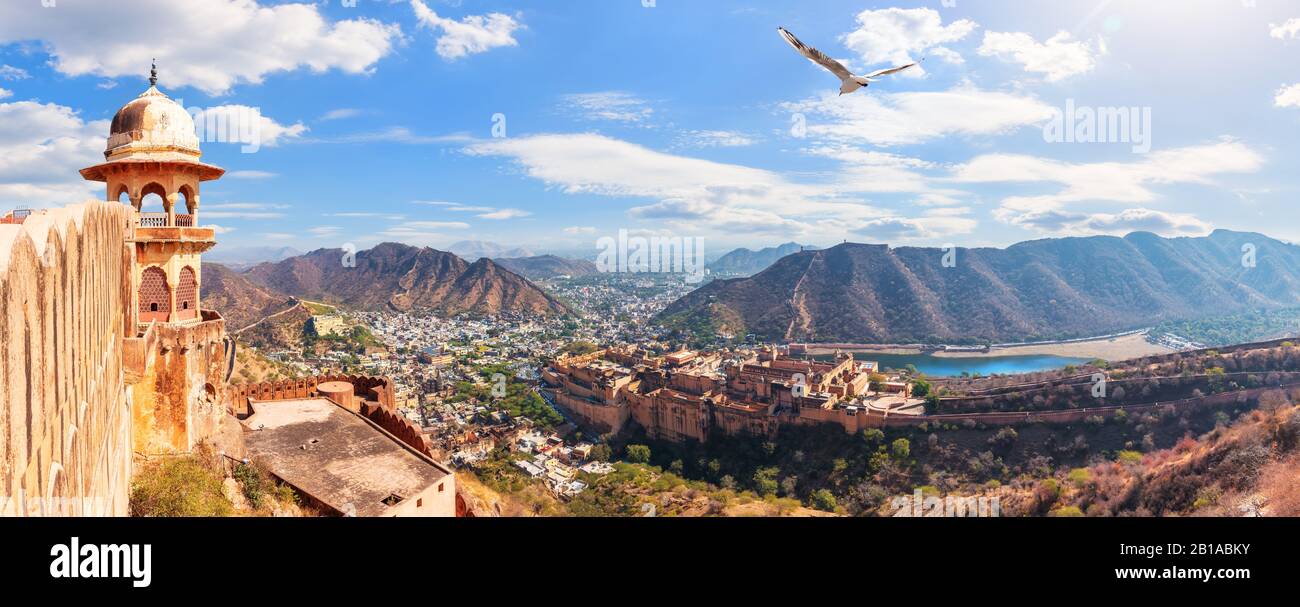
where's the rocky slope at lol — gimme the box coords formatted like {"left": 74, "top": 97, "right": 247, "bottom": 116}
{"left": 494, "top": 254, "right": 599, "bottom": 279}
{"left": 201, "top": 262, "right": 297, "bottom": 330}
{"left": 707, "top": 242, "right": 815, "bottom": 276}
{"left": 658, "top": 230, "right": 1300, "bottom": 343}
{"left": 240, "top": 242, "right": 570, "bottom": 316}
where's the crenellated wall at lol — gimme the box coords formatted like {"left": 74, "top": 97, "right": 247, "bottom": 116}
{"left": 226, "top": 374, "right": 396, "bottom": 417}
{"left": 0, "top": 201, "right": 134, "bottom": 516}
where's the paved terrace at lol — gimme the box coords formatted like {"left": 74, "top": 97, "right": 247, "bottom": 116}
{"left": 243, "top": 398, "right": 452, "bottom": 517}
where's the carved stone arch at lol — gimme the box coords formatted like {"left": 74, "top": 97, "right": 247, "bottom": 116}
{"left": 177, "top": 266, "right": 198, "bottom": 320}
{"left": 177, "top": 183, "right": 197, "bottom": 215}
{"left": 112, "top": 182, "right": 131, "bottom": 204}
{"left": 139, "top": 266, "right": 171, "bottom": 322}
{"left": 140, "top": 182, "right": 168, "bottom": 213}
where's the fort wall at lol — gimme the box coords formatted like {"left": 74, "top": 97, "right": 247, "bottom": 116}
{"left": 0, "top": 202, "right": 133, "bottom": 516}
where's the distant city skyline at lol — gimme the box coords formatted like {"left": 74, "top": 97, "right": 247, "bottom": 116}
{"left": 2, "top": 0, "right": 1299, "bottom": 256}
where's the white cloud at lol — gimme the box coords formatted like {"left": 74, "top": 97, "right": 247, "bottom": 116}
{"left": 206, "top": 224, "right": 235, "bottom": 235}
{"left": 308, "top": 226, "right": 342, "bottom": 237}
{"left": 192, "top": 105, "right": 307, "bottom": 148}
{"left": 563, "top": 92, "right": 654, "bottom": 124}
{"left": 977, "top": 31, "right": 1101, "bottom": 82}
{"left": 413, "top": 201, "right": 495, "bottom": 212}
{"left": 1275, "top": 83, "right": 1300, "bottom": 108}
{"left": 841, "top": 8, "right": 978, "bottom": 75}
{"left": 0, "top": 0, "right": 402, "bottom": 95}
{"left": 1000, "top": 208, "right": 1211, "bottom": 237}
{"left": 478, "top": 208, "right": 531, "bottom": 220}
{"left": 1270, "top": 18, "right": 1300, "bottom": 40}
{"left": 0, "top": 88, "right": 10, "bottom": 100}
{"left": 677, "top": 130, "right": 758, "bottom": 148}
{"left": 320, "top": 108, "right": 362, "bottom": 121}
{"left": 374, "top": 221, "right": 468, "bottom": 247}
{"left": 802, "top": 146, "right": 937, "bottom": 194}
{"left": 327, "top": 212, "right": 406, "bottom": 220}
{"left": 783, "top": 85, "right": 1057, "bottom": 146}
{"left": 950, "top": 140, "right": 1264, "bottom": 234}
{"left": 564, "top": 226, "right": 597, "bottom": 235}
{"left": 308, "top": 127, "right": 467, "bottom": 145}
{"left": 227, "top": 170, "right": 278, "bottom": 180}
{"left": 0, "top": 65, "right": 28, "bottom": 80}
{"left": 405, "top": 221, "right": 471, "bottom": 230}
{"left": 410, "top": 0, "right": 522, "bottom": 60}
{"left": 201, "top": 202, "right": 288, "bottom": 219}
{"left": 852, "top": 214, "right": 976, "bottom": 241}
{"left": 411, "top": 200, "right": 528, "bottom": 220}
{"left": 0, "top": 100, "right": 105, "bottom": 207}
{"left": 465, "top": 133, "right": 961, "bottom": 240}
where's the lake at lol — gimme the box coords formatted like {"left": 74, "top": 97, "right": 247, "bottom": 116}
{"left": 814, "top": 353, "right": 1090, "bottom": 377}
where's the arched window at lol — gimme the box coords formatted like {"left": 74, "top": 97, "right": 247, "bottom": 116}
{"left": 140, "top": 183, "right": 167, "bottom": 211}
{"left": 177, "top": 266, "right": 198, "bottom": 320}
{"left": 177, "top": 184, "right": 195, "bottom": 214}
{"left": 139, "top": 266, "right": 171, "bottom": 322}
{"left": 113, "top": 184, "right": 130, "bottom": 205}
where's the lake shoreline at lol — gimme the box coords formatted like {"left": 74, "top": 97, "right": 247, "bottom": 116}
{"left": 801, "top": 332, "right": 1173, "bottom": 362}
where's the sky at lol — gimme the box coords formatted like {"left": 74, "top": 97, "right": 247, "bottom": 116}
{"left": 1, "top": 0, "right": 1299, "bottom": 258}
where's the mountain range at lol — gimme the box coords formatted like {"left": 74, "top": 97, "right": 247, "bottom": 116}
{"left": 205, "top": 245, "right": 304, "bottom": 270}
{"left": 448, "top": 240, "right": 536, "bottom": 260}
{"left": 494, "top": 255, "right": 599, "bottom": 279}
{"left": 707, "top": 242, "right": 817, "bottom": 276}
{"left": 657, "top": 230, "right": 1300, "bottom": 344}
{"left": 201, "top": 262, "right": 298, "bottom": 330}
{"left": 207, "top": 242, "right": 570, "bottom": 318}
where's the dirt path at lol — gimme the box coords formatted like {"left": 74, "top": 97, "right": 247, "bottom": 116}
{"left": 784, "top": 251, "right": 822, "bottom": 342}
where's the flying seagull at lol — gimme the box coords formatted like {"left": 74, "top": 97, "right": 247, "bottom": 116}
{"left": 777, "top": 27, "right": 919, "bottom": 96}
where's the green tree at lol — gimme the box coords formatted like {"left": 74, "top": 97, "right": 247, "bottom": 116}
{"left": 589, "top": 444, "right": 612, "bottom": 462}
{"left": 891, "top": 438, "right": 911, "bottom": 459}
{"left": 912, "top": 378, "right": 931, "bottom": 398}
{"left": 811, "top": 489, "right": 838, "bottom": 512}
{"left": 626, "top": 444, "right": 651, "bottom": 464}
{"left": 753, "top": 466, "right": 780, "bottom": 496}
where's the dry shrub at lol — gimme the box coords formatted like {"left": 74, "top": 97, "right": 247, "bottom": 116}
{"left": 1257, "top": 456, "right": 1300, "bottom": 516}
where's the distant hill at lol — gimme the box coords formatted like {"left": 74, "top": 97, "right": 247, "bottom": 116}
{"left": 240, "top": 242, "right": 570, "bottom": 316}
{"left": 494, "top": 255, "right": 599, "bottom": 279}
{"left": 658, "top": 230, "right": 1300, "bottom": 344}
{"left": 707, "top": 242, "right": 816, "bottom": 276}
{"left": 201, "top": 262, "right": 296, "bottom": 330}
{"left": 205, "top": 245, "right": 303, "bottom": 270}
{"left": 448, "top": 240, "right": 536, "bottom": 260}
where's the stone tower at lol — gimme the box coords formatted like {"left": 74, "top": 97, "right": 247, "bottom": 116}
{"left": 78, "top": 65, "right": 232, "bottom": 455}
{"left": 79, "top": 64, "right": 224, "bottom": 326}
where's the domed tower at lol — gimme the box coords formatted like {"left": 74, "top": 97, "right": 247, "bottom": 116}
{"left": 79, "top": 63, "right": 224, "bottom": 326}
{"left": 78, "top": 64, "right": 231, "bottom": 456}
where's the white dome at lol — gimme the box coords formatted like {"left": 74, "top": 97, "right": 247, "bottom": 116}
{"left": 104, "top": 86, "right": 200, "bottom": 161}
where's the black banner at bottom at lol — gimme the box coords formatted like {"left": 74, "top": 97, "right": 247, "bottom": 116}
{"left": 2, "top": 516, "right": 1290, "bottom": 597}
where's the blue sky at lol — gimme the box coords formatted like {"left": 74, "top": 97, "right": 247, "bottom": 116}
{"left": 1, "top": 0, "right": 1299, "bottom": 257}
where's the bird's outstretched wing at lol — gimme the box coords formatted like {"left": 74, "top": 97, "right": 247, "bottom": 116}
{"left": 862, "top": 62, "right": 919, "bottom": 79}
{"left": 778, "top": 27, "right": 853, "bottom": 81}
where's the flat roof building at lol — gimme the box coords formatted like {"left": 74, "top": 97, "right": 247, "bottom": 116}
{"left": 243, "top": 398, "right": 456, "bottom": 517}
